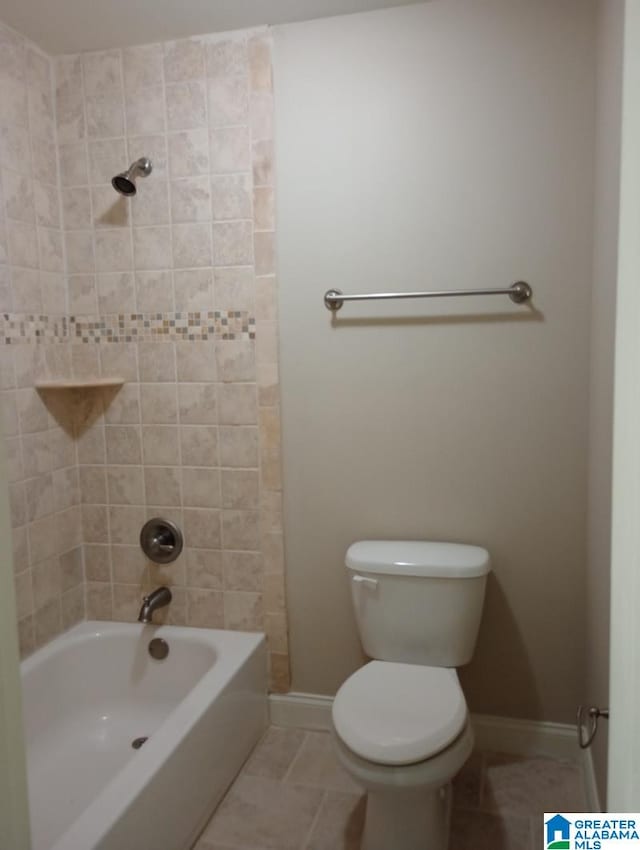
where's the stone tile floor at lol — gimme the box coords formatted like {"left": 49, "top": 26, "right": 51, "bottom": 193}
{"left": 194, "top": 726, "right": 586, "bottom": 850}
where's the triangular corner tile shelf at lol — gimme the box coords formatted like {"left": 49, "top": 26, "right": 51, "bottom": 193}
{"left": 34, "top": 378, "right": 125, "bottom": 390}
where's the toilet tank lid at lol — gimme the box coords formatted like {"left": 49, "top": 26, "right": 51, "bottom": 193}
{"left": 345, "top": 540, "right": 491, "bottom": 578}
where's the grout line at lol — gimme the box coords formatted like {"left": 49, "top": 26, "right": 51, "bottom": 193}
{"left": 77, "top": 54, "right": 114, "bottom": 620}
{"left": 242, "top": 36, "right": 267, "bottom": 641}
{"left": 300, "top": 789, "right": 327, "bottom": 850}
{"left": 23, "top": 71, "right": 43, "bottom": 322}
{"left": 6, "top": 49, "right": 38, "bottom": 642}
{"left": 281, "top": 730, "right": 308, "bottom": 785}
{"left": 160, "top": 38, "right": 190, "bottom": 624}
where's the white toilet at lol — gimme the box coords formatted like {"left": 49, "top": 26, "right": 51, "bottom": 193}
{"left": 332, "top": 540, "right": 490, "bottom": 850}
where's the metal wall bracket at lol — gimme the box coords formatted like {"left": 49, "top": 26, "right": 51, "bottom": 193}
{"left": 577, "top": 704, "right": 609, "bottom": 749}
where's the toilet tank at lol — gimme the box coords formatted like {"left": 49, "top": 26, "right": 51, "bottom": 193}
{"left": 346, "top": 540, "right": 490, "bottom": 667}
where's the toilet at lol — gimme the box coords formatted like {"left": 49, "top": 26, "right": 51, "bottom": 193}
{"left": 332, "top": 540, "right": 490, "bottom": 850}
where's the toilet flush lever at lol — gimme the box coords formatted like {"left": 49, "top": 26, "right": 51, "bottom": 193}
{"left": 352, "top": 575, "right": 378, "bottom": 589}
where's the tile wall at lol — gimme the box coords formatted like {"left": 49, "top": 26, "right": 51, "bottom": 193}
{"left": 0, "top": 21, "right": 84, "bottom": 654}
{"left": 0, "top": 21, "right": 289, "bottom": 691}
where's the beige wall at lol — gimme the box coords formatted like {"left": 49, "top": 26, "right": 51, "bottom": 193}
{"left": 275, "top": 0, "right": 596, "bottom": 722}
{"left": 586, "top": 0, "right": 624, "bottom": 806}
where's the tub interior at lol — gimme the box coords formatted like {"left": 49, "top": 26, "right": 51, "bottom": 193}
{"left": 23, "top": 627, "right": 217, "bottom": 850}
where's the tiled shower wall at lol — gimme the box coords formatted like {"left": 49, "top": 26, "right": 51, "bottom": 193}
{"left": 0, "top": 22, "right": 85, "bottom": 654}
{"left": 0, "top": 22, "right": 289, "bottom": 691}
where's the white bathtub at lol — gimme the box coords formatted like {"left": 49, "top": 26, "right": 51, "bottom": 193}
{"left": 21, "top": 621, "right": 268, "bottom": 850}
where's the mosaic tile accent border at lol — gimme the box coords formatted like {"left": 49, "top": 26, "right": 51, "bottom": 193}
{"left": 71, "top": 311, "right": 256, "bottom": 343}
{"left": 2, "top": 311, "right": 256, "bottom": 344}
{"left": 2, "top": 314, "right": 69, "bottom": 344}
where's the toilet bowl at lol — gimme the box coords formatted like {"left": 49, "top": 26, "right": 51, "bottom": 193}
{"left": 332, "top": 660, "right": 473, "bottom": 850}
{"left": 332, "top": 540, "right": 490, "bottom": 850}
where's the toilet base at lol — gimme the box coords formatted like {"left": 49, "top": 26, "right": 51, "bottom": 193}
{"left": 333, "top": 722, "right": 474, "bottom": 850}
{"left": 361, "top": 783, "right": 452, "bottom": 850}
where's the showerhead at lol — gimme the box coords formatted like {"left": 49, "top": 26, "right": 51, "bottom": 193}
{"left": 111, "top": 157, "right": 153, "bottom": 196}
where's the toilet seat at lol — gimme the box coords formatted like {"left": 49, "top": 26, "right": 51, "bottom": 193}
{"left": 332, "top": 661, "right": 467, "bottom": 766}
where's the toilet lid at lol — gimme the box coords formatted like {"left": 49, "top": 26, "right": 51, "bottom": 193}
{"left": 332, "top": 661, "right": 467, "bottom": 766}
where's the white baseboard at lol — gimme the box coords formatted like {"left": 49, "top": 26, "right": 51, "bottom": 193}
{"left": 470, "top": 713, "right": 578, "bottom": 762}
{"left": 269, "top": 692, "right": 580, "bottom": 762}
{"left": 269, "top": 692, "right": 333, "bottom": 731}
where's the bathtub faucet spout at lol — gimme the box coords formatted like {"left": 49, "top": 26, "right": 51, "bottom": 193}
{"left": 138, "top": 586, "right": 172, "bottom": 624}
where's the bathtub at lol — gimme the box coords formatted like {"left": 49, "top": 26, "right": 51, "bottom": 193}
{"left": 21, "top": 621, "right": 268, "bottom": 850}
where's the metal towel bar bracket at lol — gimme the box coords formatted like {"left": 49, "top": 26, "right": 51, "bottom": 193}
{"left": 324, "top": 281, "right": 533, "bottom": 312}
{"left": 577, "top": 704, "right": 609, "bottom": 749}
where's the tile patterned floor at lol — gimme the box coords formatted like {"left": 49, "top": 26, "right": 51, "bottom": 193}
{"left": 194, "top": 726, "right": 586, "bottom": 850}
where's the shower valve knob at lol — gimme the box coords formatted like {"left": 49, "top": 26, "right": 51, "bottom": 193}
{"left": 140, "top": 517, "right": 183, "bottom": 564}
